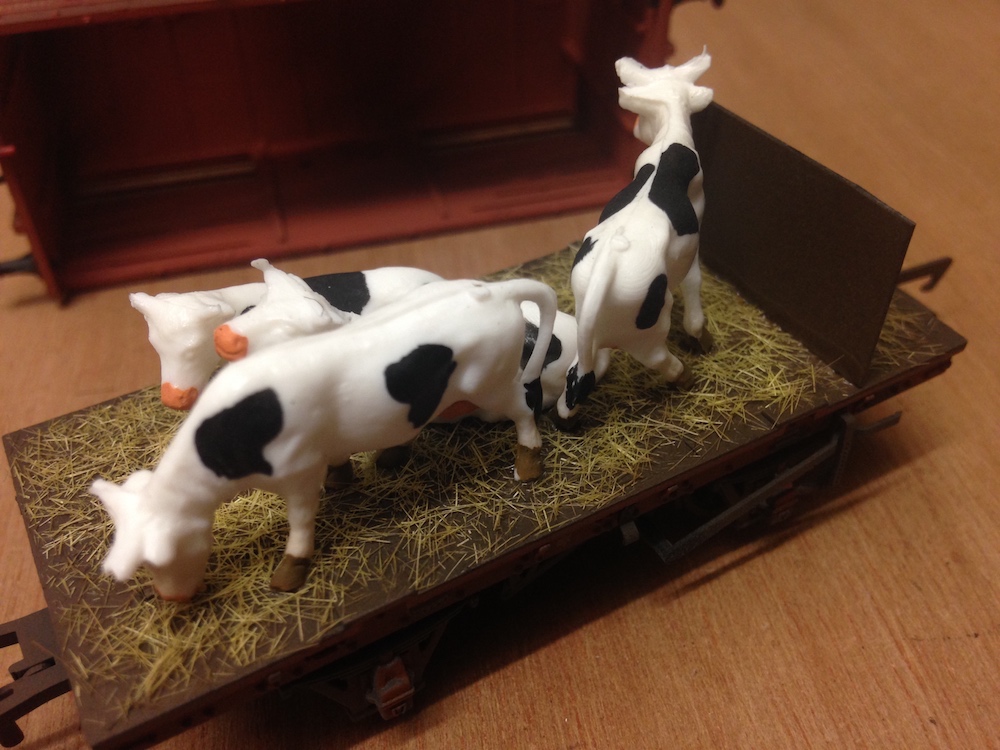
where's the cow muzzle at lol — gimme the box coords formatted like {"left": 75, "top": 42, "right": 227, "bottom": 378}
{"left": 214, "top": 324, "right": 250, "bottom": 361}
{"left": 161, "top": 382, "right": 199, "bottom": 410}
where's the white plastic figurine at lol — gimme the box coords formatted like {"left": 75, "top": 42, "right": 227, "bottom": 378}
{"left": 130, "top": 282, "right": 264, "bottom": 410}
{"left": 213, "top": 259, "right": 441, "bottom": 360}
{"left": 132, "top": 261, "right": 442, "bottom": 410}
{"left": 558, "top": 50, "right": 714, "bottom": 421}
{"left": 93, "top": 277, "right": 558, "bottom": 600}
{"left": 215, "top": 260, "right": 592, "bottom": 416}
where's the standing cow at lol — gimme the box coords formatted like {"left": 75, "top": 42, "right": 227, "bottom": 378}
{"left": 215, "top": 260, "right": 596, "bottom": 415}
{"left": 92, "top": 277, "right": 557, "bottom": 600}
{"left": 558, "top": 50, "right": 714, "bottom": 421}
{"left": 131, "top": 262, "right": 442, "bottom": 410}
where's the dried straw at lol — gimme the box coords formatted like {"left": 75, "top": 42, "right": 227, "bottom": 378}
{"left": 8, "top": 245, "right": 934, "bottom": 723}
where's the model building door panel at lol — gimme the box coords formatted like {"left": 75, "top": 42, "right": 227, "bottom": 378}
{"left": 38, "top": 17, "right": 256, "bottom": 182}
{"left": 35, "top": 1, "right": 579, "bottom": 182}
{"left": 0, "top": 0, "right": 680, "bottom": 296}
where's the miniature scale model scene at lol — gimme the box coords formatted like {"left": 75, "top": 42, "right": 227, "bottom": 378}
{"left": 95, "top": 51, "right": 716, "bottom": 604}
{"left": 96, "top": 274, "right": 560, "bottom": 600}
{"left": 2, "top": 2, "right": 994, "bottom": 747}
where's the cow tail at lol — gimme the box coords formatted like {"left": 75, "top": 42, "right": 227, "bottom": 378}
{"left": 581, "top": 233, "right": 628, "bottom": 373}
{"left": 504, "top": 279, "right": 558, "bottom": 417}
{"left": 565, "top": 235, "right": 623, "bottom": 409}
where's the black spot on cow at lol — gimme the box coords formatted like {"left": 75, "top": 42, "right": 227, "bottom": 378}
{"left": 195, "top": 389, "right": 283, "bottom": 479}
{"left": 649, "top": 143, "right": 701, "bottom": 236}
{"left": 241, "top": 304, "right": 256, "bottom": 315}
{"left": 521, "top": 321, "right": 564, "bottom": 370}
{"left": 564, "top": 363, "right": 597, "bottom": 410}
{"left": 572, "top": 236, "right": 596, "bottom": 270}
{"left": 385, "top": 344, "right": 457, "bottom": 428}
{"left": 305, "top": 271, "right": 370, "bottom": 315}
{"left": 599, "top": 162, "right": 655, "bottom": 223}
{"left": 523, "top": 377, "right": 544, "bottom": 417}
{"left": 636, "top": 273, "right": 669, "bottom": 330}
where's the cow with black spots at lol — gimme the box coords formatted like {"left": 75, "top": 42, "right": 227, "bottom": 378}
{"left": 215, "top": 260, "right": 599, "bottom": 420}
{"left": 131, "top": 261, "right": 442, "bottom": 410}
{"left": 92, "top": 277, "right": 558, "bottom": 601}
{"left": 558, "top": 50, "right": 715, "bottom": 422}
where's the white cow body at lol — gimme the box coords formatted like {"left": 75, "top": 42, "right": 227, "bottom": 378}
{"left": 558, "top": 51, "right": 714, "bottom": 419}
{"left": 94, "top": 277, "right": 558, "bottom": 600}
{"left": 214, "top": 260, "right": 442, "bottom": 360}
{"left": 215, "top": 262, "right": 592, "bottom": 417}
{"left": 133, "top": 262, "right": 442, "bottom": 410}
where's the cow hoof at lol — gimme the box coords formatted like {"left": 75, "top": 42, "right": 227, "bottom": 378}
{"left": 696, "top": 327, "right": 714, "bottom": 354}
{"left": 514, "top": 445, "right": 543, "bottom": 482}
{"left": 548, "top": 410, "right": 581, "bottom": 433}
{"left": 270, "top": 555, "right": 311, "bottom": 592}
{"left": 325, "top": 461, "right": 353, "bottom": 490}
{"left": 674, "top": 364, "right": 696, "bottom": 390}
{"left": 375, "top": 444, "right": 412, "bottom": 469}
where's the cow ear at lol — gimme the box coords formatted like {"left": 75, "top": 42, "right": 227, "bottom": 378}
{"left": 92, "top": 475, "right": 144, "bottom": 528}
{"left": 675, "top": 49, "right": 711, "bottom": 83}
{"left": 615, "top": 56, "right": 653, "bottom": 86}
{"left": 144, "top": 526, "right": 178, "bottom": 568}
{"left": 92, "top": 472, "right": 155, "bottom": 581}
{"left": 253, "top": 258, "right": 314, "bottom": 299}
{"left": 688, "top": 84, "right": 714, "bottom": 112}
{"left": 102, "top": 533, "right": 145, "bottom": 581}
{"left": 92, "top": 478, "right": 143, "bottom": 580}
{"left": 129, "top": 292, "right": 154, "bottom": 316}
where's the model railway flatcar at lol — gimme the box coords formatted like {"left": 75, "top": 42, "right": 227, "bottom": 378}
{"left": 1, "top": 104, "right": 965, "bottom": 748}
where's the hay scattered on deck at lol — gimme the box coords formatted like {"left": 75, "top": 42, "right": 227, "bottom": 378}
{"left": 9, "top": 245, "right": 934, "bottom": 722}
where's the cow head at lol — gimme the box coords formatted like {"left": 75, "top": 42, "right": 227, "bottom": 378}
{"left": 131, "top": 291, "right": 237, "bottom": 410}
{"left": 615, "top": 50, "right": 713, "bottom": 145}
{"left": 93, "top": 470, "right": 214, "bottom": 601}
{"left": 214, "top": 259, "right": 352, "bottom": 361}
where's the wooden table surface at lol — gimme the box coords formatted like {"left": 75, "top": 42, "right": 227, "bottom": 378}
{"left": 2, "top": 0, "right": 998, "bottom": 747}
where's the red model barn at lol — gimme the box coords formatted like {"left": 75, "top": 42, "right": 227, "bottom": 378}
{"left": 0, "top": 0, "right": 713, "bottom": 299}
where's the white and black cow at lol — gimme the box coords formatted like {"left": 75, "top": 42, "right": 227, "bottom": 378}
{"left": 213, "top": 259, "right": 442, "bottom": 360}
{"left": 215, "top": 260, "right": 595, "bottom": 416}
{"left": 557, "top": 50, "right": 714, "bottom": 421}
{"left": 93, "top": 277, "right": 558, "bottom": 600}
{"left": 132, "top": 261, "right": 442, "bottom": 410}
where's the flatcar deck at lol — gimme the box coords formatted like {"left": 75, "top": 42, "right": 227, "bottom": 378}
{"left": 3, "top": 244, "right": 964, "bottom": 749}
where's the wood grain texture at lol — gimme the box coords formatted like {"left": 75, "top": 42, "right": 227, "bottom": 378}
{"left": 2, "top": 0, "right": 998, "bottom": 746}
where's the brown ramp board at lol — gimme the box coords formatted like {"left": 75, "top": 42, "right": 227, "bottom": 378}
{"left": 694, "top": 103, "right": 914, "bottom": 386}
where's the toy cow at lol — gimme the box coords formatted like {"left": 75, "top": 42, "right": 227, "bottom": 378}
{"left": 131, "top": 262, "right": 442, "bottom": 410}
{"left": 92, "top": 277, "right": 558, "bottom": 600}
{"left": 215, "top": 260, "right": 594, "bottom": 415}
{"left": 131, "top": 282, "right": 264, "bottom": 410}
{"left": 557, "top": 50, "right": 714, "bottom": 421}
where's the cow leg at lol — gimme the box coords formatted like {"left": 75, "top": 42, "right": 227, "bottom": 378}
{"left": 633, "top": 342, "right": 687, "bottom": 385}
{"left": 324, "top": 461, "right": 353, "bottom": 490}
{"left": 556, "top": 349, "right": 599, "bottom": 421}
{"left": 271, "top": 476, "right": 324, "bottom": 592}
{"left": 374, "top": 441, "right": 414, "bottom": 469}
{"left": 555, "top": 358, "right": 578, "bottom": 422}
{"left": 679, "top": 257, "right": 713, "bottom": 352}
{"left": 507, "top": 407, "right": 544, "bottom": 481}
